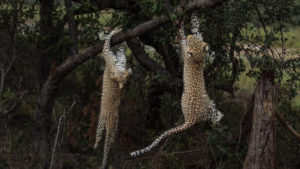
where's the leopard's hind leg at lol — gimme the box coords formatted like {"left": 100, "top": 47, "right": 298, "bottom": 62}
{"left": 100, "top": 113, "right": 119, "bottom": 169}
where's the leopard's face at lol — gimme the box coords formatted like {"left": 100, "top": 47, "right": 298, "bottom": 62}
{"left": 111, "top": 68, "right": 132, "bottom": 89}
{"left": 186, "top": 35, "right": 209, "bottom": 63}
{"left": 210, "top": 110, "right": 224, "bottom": 124}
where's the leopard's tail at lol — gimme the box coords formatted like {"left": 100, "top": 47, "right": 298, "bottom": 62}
{"left": 130, "top": 122, "right": 192, "bottom": 157}
{"left": 94, "top": 115, "right": 105, "bottom": 149}
{"left": 103, "top": 27, "right": 121, "bottom": 62}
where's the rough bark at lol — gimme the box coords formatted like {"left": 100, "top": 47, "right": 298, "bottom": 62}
{"left": 33, "top": 79, "right": 57, "bottom": 168}
{"left": 243, "top": 79, "right": 276, "bottom": 169}
{"left": 237, "top": 95, "right": 254, "bottom": 150}
{"left": 34, "top": 1, "right": 55, "bottom": 168}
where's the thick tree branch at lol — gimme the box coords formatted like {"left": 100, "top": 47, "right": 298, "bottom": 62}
{"left": 51, "top": 0, "right": 227, "bottom": 83}
{"left": 126, "top": 38, "right": 170, "bottom": 77}
{"left": 275, "top": 111, "right": 300, "bottom": 142}
{"left": 187, "top": 0, "right": 228, "bottom": 10}
{"left": 127, "top": 38, "right": 183, "bottom": 91}
{"left": 140, "top": 34, "right": 178, "bottom": 74}
{"left": 52, "top": 42, "right": 104, "bottom": 84}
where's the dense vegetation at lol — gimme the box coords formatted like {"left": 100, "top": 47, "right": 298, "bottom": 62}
{"left": 0, "top": 0, "right": 299, "bottom": 169}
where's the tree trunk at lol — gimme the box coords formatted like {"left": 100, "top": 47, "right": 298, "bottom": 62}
{"left": 65, "top": 0, "right": 78, "bottom": 55}
{"left": 243, "top": 78, "right": 276, "bottom": 169}
{"left": 33, "top": 78, "right": 57, "bottom": 168}
{"left": 38, "top": 0, "right": 54, "bottom": 87}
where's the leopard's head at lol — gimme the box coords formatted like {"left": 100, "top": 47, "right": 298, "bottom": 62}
{"left": 210, "top": 109, "right": 224, "bottom": 124}
{"left": 111, "top": 68, "right": 132, "bottom": 89}
{"left": 185, "top": 35, "right": 209, "bottom": 63}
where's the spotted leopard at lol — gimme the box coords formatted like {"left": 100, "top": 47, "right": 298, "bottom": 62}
{"left": 130, "top": 15, "right": 223, "bottom": 157}
{"left": 94, "top": 28, "right": 132, "bottom": 169}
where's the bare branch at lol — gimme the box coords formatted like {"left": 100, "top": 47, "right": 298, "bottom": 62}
{"left": 0, "top": 91, "right": 28, "bottom": 117}
{"left": 275, "top": 111, "right": 300, "bottom": 142}
{"left": 49, "top": 100, "right": 76, "bottom": 169}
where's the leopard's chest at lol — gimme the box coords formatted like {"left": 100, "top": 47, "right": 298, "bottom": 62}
{"left": 181, "top": 60, "right": 209, "bottom": 115}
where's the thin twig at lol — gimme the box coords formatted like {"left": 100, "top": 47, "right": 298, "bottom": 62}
{"left": 60, "top": 100, "right": 76, "bottom": 148}
{"left": 49, "top": 100, "right": 76, "bottom": 169}
{"left": 0, "top": 90, "right": 28, "bottom": 116}
{"left": 49, "top": 109, "right": 65, "bottom": 169}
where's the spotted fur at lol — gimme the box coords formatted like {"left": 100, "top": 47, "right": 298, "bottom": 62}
{"left": 191, "top": 11, "right": 203, "bottom": 41}
{"left": 94, "top": 28, "right": 132, "bottom": 169}
{"left": 130, "top": 22, "right": 223, "bottom": 157}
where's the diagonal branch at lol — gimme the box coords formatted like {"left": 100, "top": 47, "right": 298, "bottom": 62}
{"left": 140, "top": 33, "right": 179, "bottom": 75}
{"left": 187, "top": 0, "right": 228, "bottom": 10}
{"left": 1, "top": 90, "right": 28, "bottom": 117}
{"left": 51, "top": 0, "right": 227, "bottom": 84}
{"left": 275, "top": 111, "right": 300, "bottom": 142}
{"left": 127, "top": 38, "right": 183, "bottom": 91}
{"left": 126, "top": 38, "right": 170, "bottom": 77}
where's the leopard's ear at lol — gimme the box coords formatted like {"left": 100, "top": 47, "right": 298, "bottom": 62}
{"left": 204, "top": 44, "right": 210, "bottom": 52}
{"left": 187, "top": 52, "right": 193, "bottom": 58}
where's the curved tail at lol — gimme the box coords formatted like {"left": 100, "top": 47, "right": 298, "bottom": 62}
{"left": 130, "top": 122, "right": 192, "bottom": 157}
{"left": 103, "top": 28, "right": 121, "bottom": 63}
{"left": 94, "top": 115, "right": 105, "bottom": 149}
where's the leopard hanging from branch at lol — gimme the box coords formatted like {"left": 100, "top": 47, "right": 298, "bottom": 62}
{"left": 130, "top": 11, "right": 224, "bottom": 157}
{"left": 94, "top": 28, "right": 132, "bottom": 169}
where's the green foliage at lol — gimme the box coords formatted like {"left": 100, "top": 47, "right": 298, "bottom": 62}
{"left": 1, "top": 88, "right": 16, "bottom": 100}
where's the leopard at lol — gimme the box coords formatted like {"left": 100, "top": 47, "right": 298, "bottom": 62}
{"left": 94, "top": 28, "right": 132, "bottom": 169}
{"left": 130, "top": 17, "right": 223, "bottom": 157}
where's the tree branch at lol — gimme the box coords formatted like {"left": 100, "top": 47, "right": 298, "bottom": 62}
{"left": 51, "top": 0, "right": 227, "bottom": 84}
{"left": 140, "top": 34, "right": 179, "bottom": 75}
{"left": 1, "top": 91, "right": 28, "bottom": 117}
{"left": 127, "top": 38, "right": 183, "bottom": 91}
{"left": 275, "top": 111, "right": 300, "bottom": 142}
{"left": 126, "top": 38, "right": 170, "bottom": 77}
{"left": 187, "top": 0, "right": 228, "bottom": 10}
